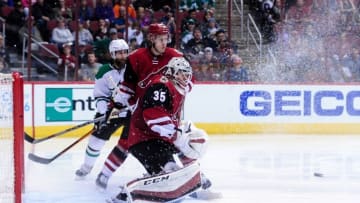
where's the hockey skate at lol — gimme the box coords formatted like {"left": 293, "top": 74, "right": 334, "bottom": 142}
{"left": 200, "top": 172, "right": 212, "bottom": 189}
{"left": 75, "top": 164, "right": 92, "bottom": 179}
{"left": 96, "top": 172, "right": 109, "bottom": 191}
{"left": 106, "top": 192, "right": 128, "bottom": 203}
{"left": 189, "top": 172, "right": 222, "bottom": 200}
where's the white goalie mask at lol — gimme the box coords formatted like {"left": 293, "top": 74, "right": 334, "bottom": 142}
{"left": 109, "top": 39, "right": 129, "bottom": 59}
{"left": 164, "top": 57, "right": 192, "bottom": 90}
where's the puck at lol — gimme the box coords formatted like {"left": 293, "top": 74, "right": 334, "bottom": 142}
{"left": 313, "top": 172, "right": 323, "bottom": 177}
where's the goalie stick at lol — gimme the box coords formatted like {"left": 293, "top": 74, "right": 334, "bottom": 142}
{"left": 28, "top": 129, "right": 94, "bottom": 164}
{"left": 24, "top": 115, "right": 105, "bottom": 144}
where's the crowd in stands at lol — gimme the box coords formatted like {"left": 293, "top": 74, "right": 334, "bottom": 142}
{"left": 0, "top": 0, "right": 251, "bottom": 82}
{"left": 1, "top": 0, "right": 359, "bottom": 83}
{"left": 0, "top": 34, "right": 11, "bottom": 73}
{"left": 250, "top": 0, "right": 360, "bottom": 83}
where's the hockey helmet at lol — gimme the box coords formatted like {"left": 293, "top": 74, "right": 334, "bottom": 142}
{"left": 109, "top": 39, "right": 129, "bottom": 59}
{"left": 164, "top": 57, "right": 192, "bottom": 90}
{"left": 148, "top": 23, "right": 169, "bottom": 36}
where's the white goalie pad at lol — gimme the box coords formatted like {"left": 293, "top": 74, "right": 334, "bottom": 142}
{"left": 124, "top": 162, "right": 202, "bottom": 203}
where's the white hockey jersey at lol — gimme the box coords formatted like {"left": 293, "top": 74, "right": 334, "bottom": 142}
{"left": 93, "top": 64, "right": 125, "bottom": 114}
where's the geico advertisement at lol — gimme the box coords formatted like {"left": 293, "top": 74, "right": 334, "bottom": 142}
{"left": 184, "top": 84, "right": 360, "bottom": 123}
{"left": 25, "top": 83, "right": 360, "bottom": 126}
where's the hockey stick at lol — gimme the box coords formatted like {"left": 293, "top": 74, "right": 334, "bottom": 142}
{"left": 28, "top": 128, "right": 94, "bottom": 164}
{"left": 24, "top": 115, "right": 105, "bottom": 144}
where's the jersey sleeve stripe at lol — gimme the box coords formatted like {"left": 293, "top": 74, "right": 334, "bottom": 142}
{"left": 150, "top": 123, "right": 176, "bottom": 138}
{"left": 146, "top": 116, "right": 172, "bottom": 126}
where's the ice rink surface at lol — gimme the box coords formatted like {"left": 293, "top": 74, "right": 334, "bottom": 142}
{"left": 24, "top": 134, "right": 360, "bottom": 203}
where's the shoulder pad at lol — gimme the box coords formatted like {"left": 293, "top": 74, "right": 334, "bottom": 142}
{"left": 173, "top": 48, "right": 183, "bottom": 56}
{"left": 129, "top": 47, "right": 146, "bottom": 56}
{"left": 167, "top": 48, "right": 183, "bottom": 56}
{"left": 95, "top": 64, "right": 112, "bottom": 79}
{"left": 128, "top": 49, "right": 139, "bottom": 56}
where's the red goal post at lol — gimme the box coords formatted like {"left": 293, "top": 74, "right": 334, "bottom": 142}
{"left": 0, "top": 72, "right": 24, "bottom": 203}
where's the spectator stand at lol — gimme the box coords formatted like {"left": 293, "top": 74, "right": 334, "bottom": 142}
{"left": 0, "top": 5, "right": 13, "bottom": 46}
{"left": 21, "top": 33, "right": 60, "bottom": 78}
{"left": 264, "top": 0, "right": 360, "bottom": 83}
{"left": 0, "top": 17, "right": 5, "bottom": 47}
{"left": 57, "top": 42, "right": 77, "bottom": 81}
{"left": 94, "top": 0, "right": 115, "bottom": 24}
{"left": 5, "top": 2, "right": 27, "bottom": 50}
{"left": 0, "top": 5, "right": 14, "bottom": 18}
{"left": 78, "top": 50, "right": 101, "bottom": 81}
{"left": 136, "top": 6, "right": 152, "bottom": 33}
{"left": 223, "top": 55, "right": 250, "bottom": 82}
{"left": 89, "top": 20, "right": 100, "bottom": 34}
{"left": 19, "top": 0, "right": 360, "bottom": 83}
{"left": 0, "top": 33, "right": 8, "bottom": 64}
{"left": 77, "top": 0, "right": 95, "bottom": 24}
{"left": 93, "top": 18, "right": 110, "bottom": 41}
{"left": 53, "top": 0, "right": 73, "bottom": 22}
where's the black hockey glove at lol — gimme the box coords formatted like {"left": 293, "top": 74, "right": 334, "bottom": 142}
{"left": 94, "top": 112, "right": 108, "bottom": 131}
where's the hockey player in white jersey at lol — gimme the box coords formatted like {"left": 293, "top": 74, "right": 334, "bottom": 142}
{"left": 75, "top": 39, "right": 131, "bottom": 189}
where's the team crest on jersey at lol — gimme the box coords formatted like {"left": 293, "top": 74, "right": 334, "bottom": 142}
{"left": 160, "top": 76, "right": 169, "bottom": 83}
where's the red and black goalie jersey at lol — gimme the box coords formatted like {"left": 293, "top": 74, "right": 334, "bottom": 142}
{"left": 126, "top": 74, "right": 186, "bottom": 148}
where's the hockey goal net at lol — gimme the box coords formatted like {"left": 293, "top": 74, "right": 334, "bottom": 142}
{"left": 0, "top": 72, "right": 24, "bottom": 203}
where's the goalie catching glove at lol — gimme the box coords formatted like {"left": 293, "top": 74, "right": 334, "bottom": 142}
{"left": 173, "top": 121, "right": 208, "bottom": 160}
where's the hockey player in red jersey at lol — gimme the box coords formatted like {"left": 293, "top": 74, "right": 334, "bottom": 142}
{"left": 108, "top": 57, "right": 210, "bottom": 203}
{"left": 113, "top": 23, "right": 187, "bottom": 107}
{"left": 107, "top": 23, "right": 215, "bottom": 197}
{"left": 125, "top": 57, "right": 193, "bottom": 156}
{"left": 90, "top": 23, "right": 187, "bottom": 189}
{"left": 114, "top": 22, "right": 197, "bottom": 169}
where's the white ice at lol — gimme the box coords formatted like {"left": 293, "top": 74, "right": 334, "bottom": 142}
{"left": 24, "top": 134, "right": 360, "bottom": 203}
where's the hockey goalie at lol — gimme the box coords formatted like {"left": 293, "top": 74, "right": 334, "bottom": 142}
{"left": 107, "top": 57, "right": 220, "bottom": 202}
{"left": 107, "top": 121, "right": 214, "bottom": 203}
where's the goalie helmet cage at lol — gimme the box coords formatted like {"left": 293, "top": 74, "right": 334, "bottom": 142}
{"left": 0, "top": 72, "right": 24, "bottom": 203}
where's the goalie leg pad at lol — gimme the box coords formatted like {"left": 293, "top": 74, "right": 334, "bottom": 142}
{"left": 124, "top": 162, "right": 202, "bottom": 203}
